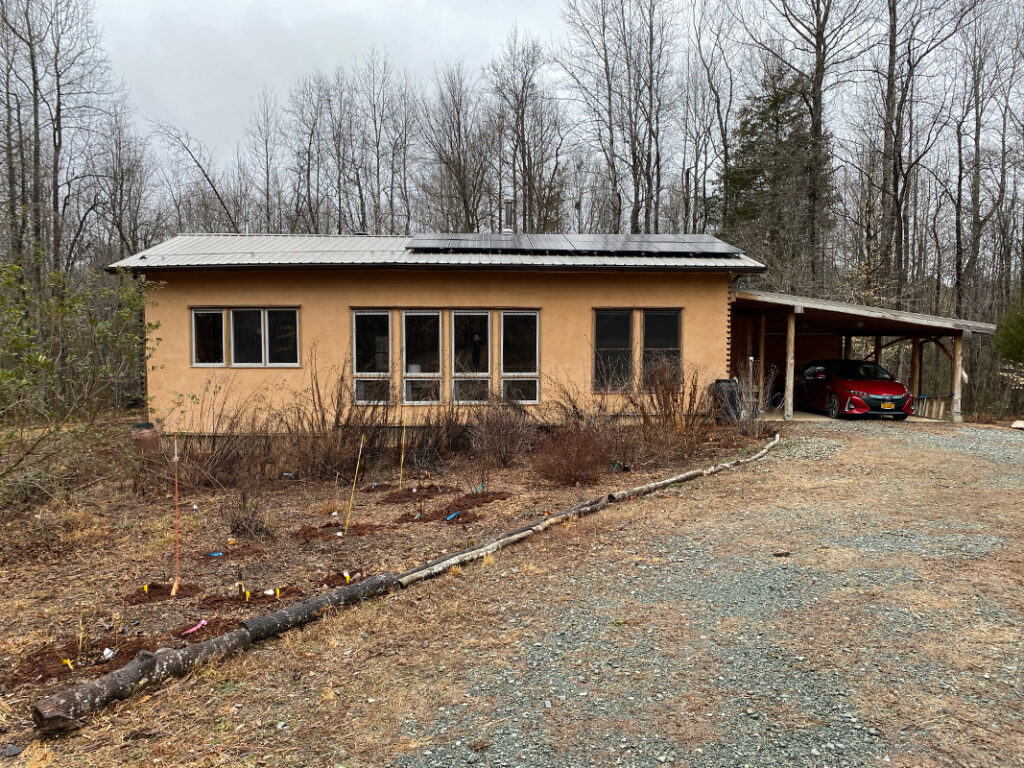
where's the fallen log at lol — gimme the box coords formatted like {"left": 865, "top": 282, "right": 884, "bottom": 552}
{"left": 30, "top": 433, "right": 780, "bottom": 734}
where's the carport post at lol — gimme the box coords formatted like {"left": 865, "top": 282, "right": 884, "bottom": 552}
{"left": 909, "top": 337, "right": 920, "bottom": 398}
{"left": 758, "top": 315, "right": 766, "bottom": 394}
{"left": 951, "top": 333, "right": 963, "bottom": 423}
{"left": 843, "top": 336, "right": 852, "bottom": 359}
{"left": 873, "top": 336, "right": 882, "bottom": 364}
{"left": 784, "top": 312, "right": 796, "bottom": 420}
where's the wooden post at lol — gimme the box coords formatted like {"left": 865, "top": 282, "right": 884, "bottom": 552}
{"left": 951, "top": 333, "right": 963, "bottom": 423}
{"left": 757, "top": 315, "right": 766, "bottom": 396}
{"left": 784, "top": 312, "right": 795, "bottom": 421}
{"left": 873, "top": 335, "right": 882, "bottom": 364}
{"left": 909, "top": 337, "right": 920, "bottom": 399}
{"left": 844, "top": 335, "right": 852, "bottom": 359}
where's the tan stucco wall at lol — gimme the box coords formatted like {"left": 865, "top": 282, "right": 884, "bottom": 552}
{"left": 144, "top": 268, "right": 733, "bottom": 430}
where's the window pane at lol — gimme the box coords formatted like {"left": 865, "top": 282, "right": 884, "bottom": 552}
{"left": 596, "top": 310, "right": 631, "bottom": 349}
{"left": 642, "top": 351, "right": 682, "bottom": 389}
{"left": 454, "top": 379, "right": 490, "bottom": 402}
{"left": 405, "top": 378, "right": 440, "bottom": 403}
{"left": 405, "top": 313, "right": 440, "bottom": 374}
{"left": 502, "top": 378, "right": 538, "bottom": 402}
{"left": 595, "top": 310, "right": 632, "bottom": 389}
{"left": 643, "top": 310, "right": 680, "bottom": 351}
{"left": 267, "top": 309, "right": 298, "bottom": 364}
{"left": 232, "top": 309, "right": 263, "bottom": 364}
{"left": 355, "top": 313, "right": 390, "bottom": 374}
{"left": 596, "top": 350, "right": 632, "bottom": 389}
{"left": 502, "top": 313, "right": 537, "bottom": 373}
{"left": 193, "top": 311, "right": 223, "bottom": 364}
{"left": 453, "top": 313, "right": 489, "bottom": 374}
{"left": 355, "top": 379, "right": 390, "bottom": 403}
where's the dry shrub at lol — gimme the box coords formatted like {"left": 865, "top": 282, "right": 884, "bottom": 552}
{"left": 731, "top": 359, "right": 777, "bottom": 438}
{"left": 469, "top": 400, "right": 537, "bottom": 468}
{"left": 532, "top": 424, "right": 615, "bottom": 484}
{"left": 220, "top": 486, "right": 274, "bottom": 539}
{"left": 626, "top": 360, "right": 717, "bottom": 462}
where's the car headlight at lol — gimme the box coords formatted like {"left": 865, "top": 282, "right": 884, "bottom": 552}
{"left": 848, "top": 390, "right": 869, "bottom": 397}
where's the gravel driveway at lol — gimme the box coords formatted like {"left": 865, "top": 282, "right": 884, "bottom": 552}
{"left": 28, "top": 420, "right": 1024, "bottom": 768}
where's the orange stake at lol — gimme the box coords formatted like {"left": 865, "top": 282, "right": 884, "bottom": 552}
{"left": 171, "top": 434, "right": 181, "bottom": 598}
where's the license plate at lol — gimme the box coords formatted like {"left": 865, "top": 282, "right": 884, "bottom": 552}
{"left": 881, "top": 402, "right": 895, "bottom": 410}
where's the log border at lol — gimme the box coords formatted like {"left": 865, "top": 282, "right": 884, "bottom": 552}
{"left": 31, "top": 433, "right": 780, "bottom": 734}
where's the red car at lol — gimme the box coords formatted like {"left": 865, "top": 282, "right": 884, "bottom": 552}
{"left": 796, "top": 359, "right": 913, "bottom": 420}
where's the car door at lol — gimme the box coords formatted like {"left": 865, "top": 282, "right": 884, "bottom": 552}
{"left": 802, "top": 363, "right": 828, "bottom": 411}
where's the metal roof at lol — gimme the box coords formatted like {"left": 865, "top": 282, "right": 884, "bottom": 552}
{"left": 731, "top": 289, "right": 996, "bottom": 335}
{"left": 107, "top": 233, "right": 764, "bottom": 273}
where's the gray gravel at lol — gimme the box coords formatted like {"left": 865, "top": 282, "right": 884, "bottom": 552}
{"left": 387, "top": 420, "right": 1023, "bottom": 768}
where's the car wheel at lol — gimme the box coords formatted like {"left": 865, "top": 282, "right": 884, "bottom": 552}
{"left": 892, "top": 413, "right": 908, "bottom": 421}
{"left": 827, "top": 393, "right": 840, "bottom": 419}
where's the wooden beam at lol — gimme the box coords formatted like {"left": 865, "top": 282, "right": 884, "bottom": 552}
{"left": 758, "top": 315, "right": 766, "bottom": 395}
{"left": 784, "top": 312, "right": 795, "bottom": 421}
{"left": 951, "top": 334, "right": 963, "bottom": 423}
{"left": 873, "top": 335, "right": 882, "bottom": 364}
{"left": 910, "top": 337, "right": 920, "bottom": 399}
{"left": 844, "top": 335, "right": 852, "bottom": 359}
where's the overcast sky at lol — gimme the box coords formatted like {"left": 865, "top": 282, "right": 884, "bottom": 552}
{"left": 94, "top": 0, "right": 566, "bottom": 153}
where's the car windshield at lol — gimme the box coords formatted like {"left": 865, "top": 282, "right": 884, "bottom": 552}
{"left": 831, "top": 361, "right": 894, "bottom": 381}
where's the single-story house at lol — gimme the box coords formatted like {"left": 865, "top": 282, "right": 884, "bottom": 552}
{"left": 109, "top": 233, "right": 994, "bottom": 428}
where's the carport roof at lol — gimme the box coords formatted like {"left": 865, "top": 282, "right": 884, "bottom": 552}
{"left": 730, "top": 289, "right": 996, "bottom": 336}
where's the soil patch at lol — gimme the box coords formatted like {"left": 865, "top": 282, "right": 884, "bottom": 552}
{"left": 381, "top": 484, "right": 458, "bottom": 504}
{"left": 168, "top": 617, "right": 240, "bottom": 642}
{"left": 441, "top": 491, "right": 512, "bottom": 516}
{"left": 360, "top": 482, "right": 393, "bottom": 493}
{"left": 397, "top": 491, "right": 512, "bottom": 525}
{"left": 199, "top": 585, "right": 303, "bottom": 608}
{"left": 4, "top": 633, "right": 161, "bottom": 688}
{"left": 122, "top": 582, "right": 203, "bottom": 605}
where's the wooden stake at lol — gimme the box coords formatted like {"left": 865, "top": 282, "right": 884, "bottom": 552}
{"left": 398, "top": 419, "right": 407, "bottom": 493}
{"left": 170, "top": 435, "right": 180, "bottom": 598}
{"left": 344, "top": 435, "right": 365, "bottom": 536}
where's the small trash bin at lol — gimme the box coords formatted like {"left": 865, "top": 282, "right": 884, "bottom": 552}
{"left": 132, "top": 422, "right": 160, "bottom": 455}
{"left": 710, "top": 379, "right": 742, "bottom": 421}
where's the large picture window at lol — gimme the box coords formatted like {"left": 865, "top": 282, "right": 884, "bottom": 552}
{"left": 403, "top": 311, "right": 441, "bottom": 403}
{"left": 452, "top": 311, "right": 490, "bottom": 403}
{"left": 192, "top": 310, "right": 225, "bottom": 366}
{"left": 594, "top": 309, "right": 632, "bottom": 390}
{"left": 354, "top": 311, "right": 391, "bottom": 403}
{"left": 642, "top": 309, "right": 681, "bottom": 387}
{"left": 501, "top": 310, "right": 539, "bottom": 403}
{"left": 228, "top": 308, "right": 299, "bottom": 366}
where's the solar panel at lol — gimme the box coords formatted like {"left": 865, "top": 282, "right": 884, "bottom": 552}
{"left": 407, "top": 232, "right": 741, "bottom": 257}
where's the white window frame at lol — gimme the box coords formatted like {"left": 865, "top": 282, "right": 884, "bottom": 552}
{"left": 352, "top": 310, "right": 391, "bottom": 405}
{"left": 229, "top": 308, "right": 301, "bottom": 368}
{"left": 451, "top": 310, "right": 491, "bottom": 404}
{"left": 191, "top": 308, "right": 226, "bottom": 367}
{"left": 500, "top": 310, "right": 540, "bottom": 404}
{"left": 402, "top": 310, "right": 442, "bottom": 405}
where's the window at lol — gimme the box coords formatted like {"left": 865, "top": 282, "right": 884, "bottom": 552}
{"left": 403, "top": 311, "right": 441, "bottom": 403}
{"left": 452, "top": 311, "right": 490, "bottom": 402}
{"left": 594, "top": 309, "right": 632, "bottom": 390}
{"left": 501, "top": 310, "right": 539, "bottom": 403}
{"left": 192, "top": 310, "right": 225, "bottom": 366}
{"left": 354, "top": 311, "right": 391, "bottom": 403}
{"left": 229, "top": 308, "right": 299, "bottom": 366}
{"left": 642, "top": 309, "right": 681, "bottom": 387}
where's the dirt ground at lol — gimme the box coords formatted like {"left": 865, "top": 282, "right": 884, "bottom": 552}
{"left": 3, "top": 419, "right": 1022, "bottom": 767}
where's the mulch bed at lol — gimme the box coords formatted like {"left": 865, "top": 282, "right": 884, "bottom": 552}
{"left": 381, "top": 484, "right": 458, "bottom": 504}
{"left": 199, "top": 586, "right": 303, "bottom": 608}
{"left": 397, "top": 491, "right": 513, "bottom": 525}
{"left": 122, "top": 582, "right": 203, "bottom": 605}
{"left": 294, "top": 520, "right": 387, "bottom": 541}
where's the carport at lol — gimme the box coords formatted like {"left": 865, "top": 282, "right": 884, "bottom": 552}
{"left": 729, "top": 290, "right": 997, "bottom": 422}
